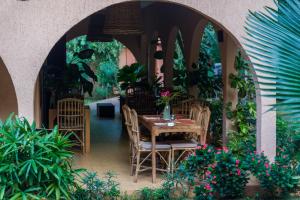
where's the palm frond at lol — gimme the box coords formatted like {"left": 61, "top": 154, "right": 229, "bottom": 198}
{"left": 245, "top": 0, "right": 300, "bottom": 131}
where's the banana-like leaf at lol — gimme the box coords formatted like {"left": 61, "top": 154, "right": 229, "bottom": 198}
{"left": 245, "top": 0, "right": 300, "bottom": 131}
{"left": 77, "top": 49, "right": 94, "bottom": 59}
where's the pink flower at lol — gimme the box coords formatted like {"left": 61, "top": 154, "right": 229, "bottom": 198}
{"left": 208, "top": 149, "right": 211, "bottom": 153}
{"left": 204, "top": 184, "right": 212, "bottom": 191}
{"left": 212, "top": 163, "right": 216, "bottom": 169}
{"left": 236, "top": 160, "right": 240, "bottom": 166}
{"left": 266, "top": 171, "right": 270, "bottom": 176}
{"left": 265, "top": 163, "right": 269, "bottom": 168}
{"left": 196, "top": 145, "right": 201, "bottom": 150}
{"left": 222, "top": 146, "right": 229, "bottom": 153}
{"left": 203, "top": 144, "right": 208, "bottom": 149}
{"left": 161, "top": 90, "right": 171, "bottom": 97}
{"left": 237, "top": 169, "right": 241, "bottom": 176}
{"left": 205, "top": 170, "right": 211, "bottom": 176}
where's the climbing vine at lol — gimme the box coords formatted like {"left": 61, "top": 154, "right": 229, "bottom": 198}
{"left": 226, "top": 51, "right": 256, "bottom": 158}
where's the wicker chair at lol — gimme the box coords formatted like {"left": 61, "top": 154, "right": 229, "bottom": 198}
{"left": 199, "top": 106, "right": 211, "bottom": 145}
{"left": 130, "top": 109, "right": 171, "bottom": 182}
{"left": 172, "top": 97, "right": 196, "bottom": 116}
{"left": 57, "top": 98, "right": 85, "bottom": 153}
{"left": 122, "top": 104, "right": 135, "bottom": 175}
{"left": 169, "top": 105, "right": 202, "bottom": 171}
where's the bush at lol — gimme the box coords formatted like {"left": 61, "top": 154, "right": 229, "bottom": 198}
{"left": 0, "top": 115, "right": 80, "bottom": 199}
{"left": 245, "top": 152, "right": 298, "bottom": 197}
{"left": 190, "top": 147, "right": 249, "bottom": 199}
{"left": 73, "top": 171, "right": 120, "bottom": 200}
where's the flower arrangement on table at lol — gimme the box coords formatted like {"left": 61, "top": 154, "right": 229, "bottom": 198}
{"left": 157, "top": 90, "right": 179, "bottom": 120}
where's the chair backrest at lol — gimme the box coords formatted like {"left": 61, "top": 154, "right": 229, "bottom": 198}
{"left": 57, "top": 98, "right": 84, "bottom": 130}
{"left": 173, "top": 98, "right": 196, "bottom": 116}
{"left": 199, "top": 106, "right": 211, "bottom": 144}
{"left": 189, "top": 104, "right": 201, "bottom": 121}
{"left": 125, "top": 87, "right": 157, "bottom": 115}
{"left": 122, "top": 104, "right": 133, "bottom": 140}
{"left": 130, "top": 109, "right": 141, "bottom": 149}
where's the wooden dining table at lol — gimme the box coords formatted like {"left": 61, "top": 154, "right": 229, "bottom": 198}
{"left": 138, "top": 115, "right": 202, "bottom": 183}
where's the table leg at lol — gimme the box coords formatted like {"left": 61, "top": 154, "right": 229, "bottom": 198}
{"left": 152, "top": 133, "right": 156, "bottom": 183}
{"left": 85, "top": 109, "right": 90, "bottom": 153}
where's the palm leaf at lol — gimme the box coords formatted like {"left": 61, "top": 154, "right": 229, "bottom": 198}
{"left": 245, "top": 0, "right": 300, "bottom": 131}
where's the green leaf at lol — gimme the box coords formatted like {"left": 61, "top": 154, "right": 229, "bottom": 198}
{"left": 77, "top": 49, "right": 94, "bottom": 59}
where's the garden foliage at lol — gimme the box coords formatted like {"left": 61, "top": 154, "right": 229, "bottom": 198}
{"left": 0, "top": 115, "right": 80, "bottom": 200}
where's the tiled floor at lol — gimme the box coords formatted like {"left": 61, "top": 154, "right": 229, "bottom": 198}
{"left": 73, "top": 97, "right": 163, "bottom": 192}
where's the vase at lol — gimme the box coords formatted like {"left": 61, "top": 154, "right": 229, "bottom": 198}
{"left": 163, "top": 103, "right": 171, "bottom": 120}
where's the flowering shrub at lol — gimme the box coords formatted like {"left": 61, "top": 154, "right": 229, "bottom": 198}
{"left": 182, "top": 145, "right": 249, "bottom": 199}
{"left": 183, "top": 144, "right": 215, "bottom": 179}
{"left": 193, "top": 147, "right": 249, "bottom": 199}
{"left": 245, "top": 152, "right": 298, "bottom": 197}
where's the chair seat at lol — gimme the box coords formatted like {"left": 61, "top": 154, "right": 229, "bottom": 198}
{"left": 169, "top": 140, "right": 198, "bottom": 149}
{"left": 140, "top": 141, "right": 171, "bottom": 150}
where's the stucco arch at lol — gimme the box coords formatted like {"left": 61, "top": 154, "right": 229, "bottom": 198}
{"left": 0, "top": 57, "right": 18, "bottom": 120}
{"left": 0, "top": 0, "right": 276, "bottom": 160}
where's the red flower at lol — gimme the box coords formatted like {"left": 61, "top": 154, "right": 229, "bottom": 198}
{"left": 237, "top": 169, "right": 241, "bottom": 176}
{"left": 222, "top": 146, "right": 229, "bottom": 153}
{"left": 204, "top": 183, "right": 212, "bottom": 191}
{"left": 235, "top": 159, "right": 240, "bottom": 166}
{"left": 265, "top": 163, "right": 269, "bottom": 168}
{"left": 205, "top": 170, "right": 211, "bottom": 176}
{"left": 160, "top": 90, "right": 171, "bottom": 97}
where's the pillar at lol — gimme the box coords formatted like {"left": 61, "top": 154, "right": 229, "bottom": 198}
{"left": 219, "top": 32, "right": 238, "bottom": 143}
{"left": 163, "top": 27, "right": 178, "bottom": 88}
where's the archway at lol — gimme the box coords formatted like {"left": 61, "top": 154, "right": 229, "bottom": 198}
{"left": 27, "top": 0, "right": 275, "bottom": 189}
{"left": 34, "top": 34, "right": 137, "bottom": 128}
{"left": 0, "top": 57, "right": 18, "bottom": 120}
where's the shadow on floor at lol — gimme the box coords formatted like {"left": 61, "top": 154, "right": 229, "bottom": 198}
{"left": 73, "top": 97, "right": 163, "bottom": 192}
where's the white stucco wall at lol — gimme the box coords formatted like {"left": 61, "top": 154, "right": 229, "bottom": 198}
{"left": 0, "top": 0, "right": 276, "bottom": 159}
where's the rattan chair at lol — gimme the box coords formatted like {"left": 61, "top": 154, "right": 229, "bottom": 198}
{"left": 57, "top": 98, "right": 85, "bottom": 153}
{"left": 199, "top": 106, "right": 211, "bottom": 145}
{"left": 130, "top": 109, "right": 171, "bottom": 182}
{"left": 122, "top": 104, "right": 135, "bottom": 175}
{"left": 172, "top": 98, "right": 196, "bottom": 116}
{"left": 169, "top": 105, "right": 202, "bottom": 171}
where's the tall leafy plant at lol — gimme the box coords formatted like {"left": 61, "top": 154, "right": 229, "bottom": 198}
{"left": 117, "top": 63, "right": 147, "bottom": 90}
{"left": 226, "top": 52, "right": 256, "bottom": 158}
{"left": 173, "top": 32, "right": 187, "bottom": 93}
{"left": 245, "top": 0, "right": 300, "bottom": 131}
{"left": 46, "top": 48, "right": 97, "bottom": 97}
{"left": 242, "top": 2, "right": 300, "bottom": 195}
{"left": 67, "top": 36, "right": 124, "bottom": 98}
{"left": 188, "top": 24, "right": 223, "bottom": 146}
{"left": 0, "top": 115, "right": 80, "bottom": 199}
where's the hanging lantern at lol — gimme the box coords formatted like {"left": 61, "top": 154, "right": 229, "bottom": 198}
{"left": 103, "top": 2, "right": 143, "bottom": 35}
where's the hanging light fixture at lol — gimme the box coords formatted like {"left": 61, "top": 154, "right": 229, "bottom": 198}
{"left": 103, "top": 2, "right": 143, "bottom": 35}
